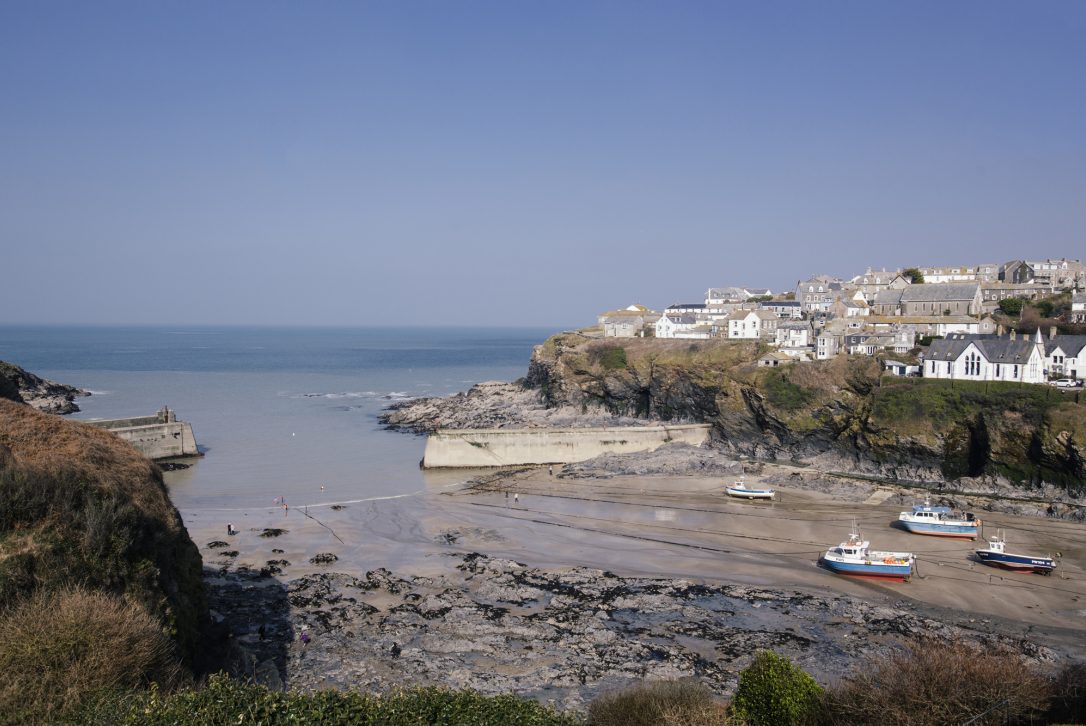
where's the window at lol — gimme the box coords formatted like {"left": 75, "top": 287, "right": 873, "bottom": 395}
{"left": 1013, "top": 365, "right": 1019, "bottom": 378}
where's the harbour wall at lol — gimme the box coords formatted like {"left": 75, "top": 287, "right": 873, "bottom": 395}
{"left": 422, "top": 423, "right": 711, "bottom": 468}
{"left": 86, "top": 406, "right": 201, "bottom": 461}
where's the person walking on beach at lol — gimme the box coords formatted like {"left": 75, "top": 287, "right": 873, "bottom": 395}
{"left": 548, "top": 465, "right": 553, "bottom": 476}
{"left": 227, "top": 522, "right": 236, "bottom": 536}
{"left": 513, "top": 492, "right": 519, "bottom": 505}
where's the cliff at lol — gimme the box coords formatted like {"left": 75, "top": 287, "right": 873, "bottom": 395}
{"left": 0, "top": 399, "right": 207, "bottom": 663}
{"left": 0, "top": 359, "right": 89, "bottom": 414}
{"left": 524, "top": 333, "right": 1086, "bottom": 494}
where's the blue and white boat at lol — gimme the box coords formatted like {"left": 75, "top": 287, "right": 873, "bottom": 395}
{"left": 725, "top": 479, "right": 775, "bottom": 500}
{"left": 898, "top": 501, "right": 980, "bottom": 539}
{"left": 821, "top": 529, "right": 915, "bottom": 581}
{"left": 975, "top": 534, "right": 1057, "bottom": 575}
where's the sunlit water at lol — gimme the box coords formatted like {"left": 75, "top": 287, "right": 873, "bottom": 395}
{"left": 0, "top": 326, "right": 553, "bottom": 510}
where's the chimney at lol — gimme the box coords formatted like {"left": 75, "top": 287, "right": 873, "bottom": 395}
{"left": 997, "top": 324, "right": 1004, "bottom": 337}
{"left": 1010, "top": 329, "right": 1016, "bottom": 341}
{"left": 1050, "top": 326, "right": 1058, "bottom": 339}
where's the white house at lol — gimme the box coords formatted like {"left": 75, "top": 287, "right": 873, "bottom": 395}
{"left": 924, "top": 332, "right": 1045, "bottom": 384}
{"left": 774, "top": 321, "right": 813, "bottom": 348}
{"left": 1045, "top": 335, "right": 1086, "bottom": 380}
{"left": 656, "top": 313, "right": 700, "bottom": 338}
{"left": 727, "top": 309, "right": 777, "bottom": 339}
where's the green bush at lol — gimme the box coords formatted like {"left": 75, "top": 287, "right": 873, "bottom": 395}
{"left": 998, "top": 297, "right": 1025, "bottom": 316}
{"left": 586, "top": 344, "right": 628, "bottom": 371}
{"left": 93, "top": 674, "right": 578, "bottom": 726}
{"left": 729, "top": 651, "right": 822, "bottom": 726}
{"left": 763, "top": 369, "right": 815, "bottom": 411}
{"left": 587, "top": 679, "right": 727, "bottom": 726}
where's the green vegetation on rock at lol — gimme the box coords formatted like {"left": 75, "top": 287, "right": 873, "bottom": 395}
{"left": 87, "top": 674, "right": 578, "bottom": 726}
{"left": 729, "top": 651, "right": 823, "bottom": 726}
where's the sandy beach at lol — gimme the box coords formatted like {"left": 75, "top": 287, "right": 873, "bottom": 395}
{"left": 180, "top": 463, "right": 1086, "bottom": 709}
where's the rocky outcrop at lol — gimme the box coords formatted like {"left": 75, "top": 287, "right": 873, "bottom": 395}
{"left": 390, "top": 334, "right": 1086, "bottom": 496}
{"left": 207, "top": 553, "right": 1061, "bottom": 712}
{"left": 380, "top": 380, "right": 645, "bottom": 434}
{"left": 0, "top": 360, "right": 89, "bottom": 414}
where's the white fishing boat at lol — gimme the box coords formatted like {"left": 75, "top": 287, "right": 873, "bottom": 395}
{"left": 725, "top": 478, "right": 775, "bottom": 500}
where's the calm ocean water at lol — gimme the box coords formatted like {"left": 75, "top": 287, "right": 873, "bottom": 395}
{"left": 0, "top": 326, "right": 553, "bottom": 511}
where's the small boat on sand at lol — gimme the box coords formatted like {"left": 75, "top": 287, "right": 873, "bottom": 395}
{"left": 975, "top": 534, "right": 1057, "bottom": 575}
{"left": 725, "top": 480, "right": 775, "bottom": 500}
{"left": 821, "top": 528, "right": 915, "bottom": 581}
{"left": 898, "top": 500, "right": 980, "bottom": 539}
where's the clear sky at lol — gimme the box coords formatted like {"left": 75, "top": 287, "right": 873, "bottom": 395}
{"left": 2, "top": 2, "right": 1083, "bottom": 327}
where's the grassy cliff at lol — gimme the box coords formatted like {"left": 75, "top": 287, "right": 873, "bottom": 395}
{"left": 527, "top": 334, "right": 1086, "bottom": 491}
{"left": 0, "top": 399, "right": 207, "bottom": 722}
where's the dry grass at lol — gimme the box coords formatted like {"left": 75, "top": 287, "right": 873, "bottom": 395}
{"left": 587, "top": 679, "right": 730, "bottom": 726}
{"left": 822, "top": 643, "right": 1051, "bottom": 726}
{"left": 0, "top": 587, "right": 183, "bottom": 724}
{"left": 0, "top": 399, "right": 179, "bottom": 527}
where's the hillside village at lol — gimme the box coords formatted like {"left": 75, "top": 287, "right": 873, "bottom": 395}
{"left": 597, "top": 258, "right": 1086, "bottom": 386}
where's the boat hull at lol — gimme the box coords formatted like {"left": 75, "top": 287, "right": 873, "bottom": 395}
{"left": 899, "top": 520, "right": 978, "bottom": 539}
{"left": 726, "top": 487, "right": 774, "bottom": 500}
{"left": 975, "top": 551, "right": 1055, "bottom": 574}
{"left": 821, "top": 558, "right": 913, "bottom": 581}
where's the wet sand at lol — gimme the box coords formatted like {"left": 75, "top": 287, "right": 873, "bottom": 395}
{"left": 182, "top": 465, "right": 1086, "bottom": 649}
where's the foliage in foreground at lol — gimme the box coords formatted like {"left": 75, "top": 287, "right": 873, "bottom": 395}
{"left": 729, "top": 650, "right": 823, "bottom": 726}
{"left": 85, "top": 674, "right": 578, "bottom": 726}
{"left": 0, "top": 588, "right": 182, "bottom": 725}
{"left": 822, "top": 643, "right": 1052, "bottom": 726}
{"left": 587, "top": 679, "right": 728, "bottom": 726}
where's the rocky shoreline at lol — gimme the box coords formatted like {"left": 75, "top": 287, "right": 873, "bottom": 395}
{"left": 0, "top": 360, "right": 89, "bottom": 414}
{"left": 379, "top": 380, "right": 649, "bottom": 433}
{"left": 207, "top": 552, "right": 1065, "bottom": 714}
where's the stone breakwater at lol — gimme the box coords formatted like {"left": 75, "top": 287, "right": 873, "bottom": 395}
{"left": 208, "top": 553, "right": 1059, "bottom": 714}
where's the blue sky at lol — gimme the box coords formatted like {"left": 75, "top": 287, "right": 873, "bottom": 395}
{"left": 1, "top": 2, "right": 1083, "bottom": 326}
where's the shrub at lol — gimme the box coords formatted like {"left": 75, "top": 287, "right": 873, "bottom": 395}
{"left": 998, "top": 297, "right": 1026, "bottom": 316}
{"left": 0, "top": 588, "right": 182, "bottom": 725}
{"left": 1045, "top": 660, "right": 1086, "bottom": 725}
{"left": 762, "top": 369, "right": 815, "bottom": 411}
{"left": 591, "top": 345, "right": 629, "bottom": 371}
{"left": 588, "top": 679, "right": 727, "bottom": 726}
{"left": 822, "top": 643, "right": 1050, "bottom": 726}
{"left": 729, "top": 651, "right": 822, "bottom": 726}
{"left": 94, "top": 674, "right": 578, "bottom": 725}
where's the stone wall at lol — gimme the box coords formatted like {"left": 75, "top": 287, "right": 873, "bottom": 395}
{"left": 86, "top": 408, "right": 200, "bottom": 460}
{"left": 422, "top": 423, "right": 711, "bottom": 468}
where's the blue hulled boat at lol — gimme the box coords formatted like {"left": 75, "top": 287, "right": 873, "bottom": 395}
{"left": 975, "top": 535, "right": 1057, "bottom": 575}
{"left": 898, "top": 501, "right": 980, "bottom": 539}
{"left": 821, "top": 529, "right": 915, "bottom": 581}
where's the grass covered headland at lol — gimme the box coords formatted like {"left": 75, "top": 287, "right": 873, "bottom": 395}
{"left": 0, "top": 399, "right": 205, "bottom": 723}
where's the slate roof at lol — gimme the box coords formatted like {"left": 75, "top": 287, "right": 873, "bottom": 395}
{"left": 666, "top": 303, "right": 707, "bottom": 310}
{"left": 927, "top": 337, "right": 1039, "bottom": 364}
{"left": 1045, "top": 335, "right": 1086, "bottom": 357}
{"left": 873, "top": 289, "right": 905, "bottom": 306}
{"left": 663, "top": 314, "right": 697, "bottom": 325}
{"left": 898, "top": 283, "right": 980, "bottom": 302}
{"left": 1073, "top": 292, "right": 1086, "bottom": 305}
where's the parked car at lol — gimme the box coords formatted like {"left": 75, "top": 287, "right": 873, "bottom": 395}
{"left": 1053, "top": 379, "right": 1082, "bottom": 388}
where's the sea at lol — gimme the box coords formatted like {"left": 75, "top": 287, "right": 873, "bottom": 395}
{"left": 0, "top": 326, "right": 555, "bottom": 512}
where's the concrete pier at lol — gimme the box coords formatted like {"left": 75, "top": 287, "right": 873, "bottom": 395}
{"left": 87, "top": 406, "right": 201, "bottom": 461}
{"left": 422, "top": 423, "right": 711, "bottom": 468}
